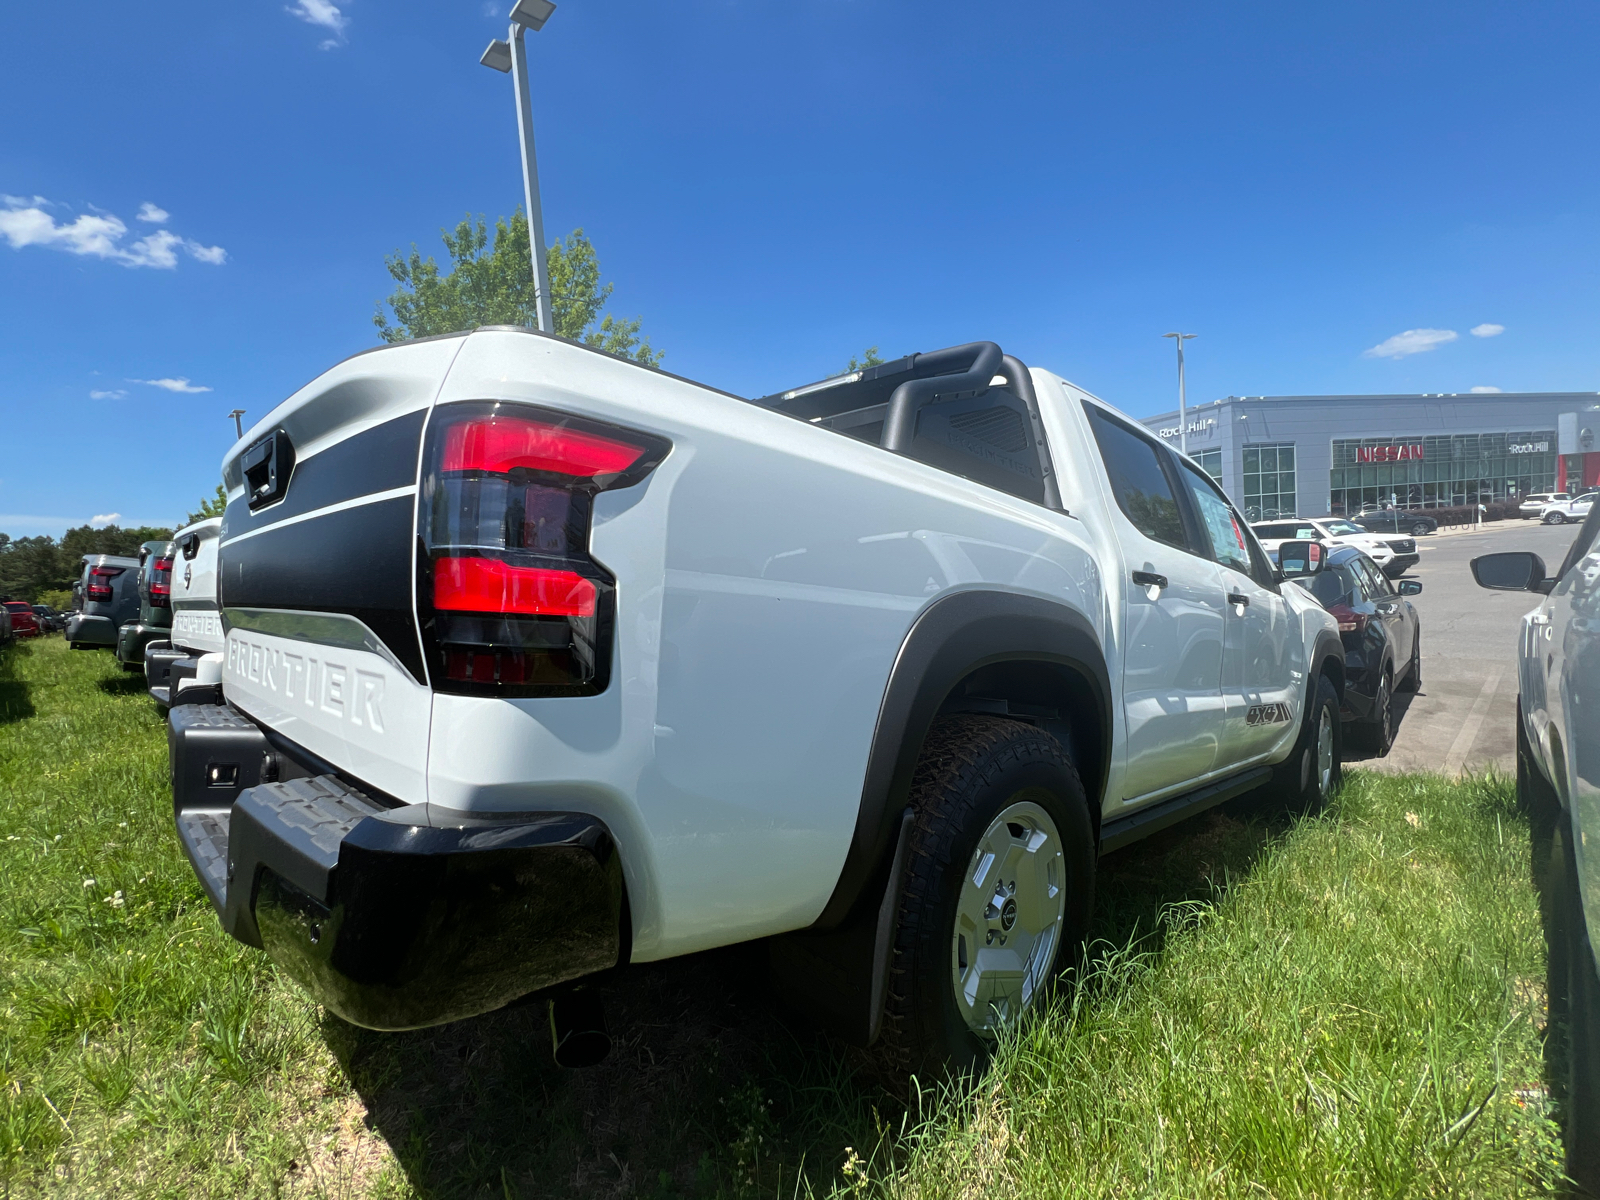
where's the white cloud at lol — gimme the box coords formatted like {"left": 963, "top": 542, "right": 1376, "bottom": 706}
{"left": 1363, "top": 328, "right": 1458, "bottom": 359}
{"left": 187, "top": 241, "right": 227, "bottom": 265}
{"left": 287, "top": 0, "right": 349, "bottom": 48}
{"left": 1470, "top": 386, "right": 1503, "bottom": 393}
{"left": 130, "top": 377, "right": 212, "bottom": 394}
{"left": 1470, "top": 323, "right": 1505, "bottom": 338}
{"left": 136, "top": 202, "right": 169, "bottom": 224}
{"left": 89, "top": 513, "right": 121, "bottom": 527}
{"left": 0, "top": 196, "right": 226, "bottom": 269}
{"left": 90, "top": 389, "right": 128, "bottom": 400}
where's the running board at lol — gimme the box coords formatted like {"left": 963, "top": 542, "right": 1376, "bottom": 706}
{"left": 1099, "top": 766, "right": 1273, "bottom": 855}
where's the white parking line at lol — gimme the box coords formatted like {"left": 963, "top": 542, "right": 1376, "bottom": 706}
{"left": 1441, "top": 668, "right": 1504, "bottom": 776}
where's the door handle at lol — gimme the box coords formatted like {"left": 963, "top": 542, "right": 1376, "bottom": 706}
{"left": 1227, "top": 593, "right": 1250, "bottom": 608}
{"left": 1132, "top": 571, "right": 1169, "bottom": 590}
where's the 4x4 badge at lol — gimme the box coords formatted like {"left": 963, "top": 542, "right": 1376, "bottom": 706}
{"left": 1245, "top": 702, "right": 1292, "bottom": 727}
{"left": 184, "top": 564, "right": 193, "bottom": 588}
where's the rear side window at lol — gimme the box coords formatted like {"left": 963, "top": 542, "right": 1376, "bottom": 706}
{"left": 1085, "top": 406, "right": 1187, "bottom": 549}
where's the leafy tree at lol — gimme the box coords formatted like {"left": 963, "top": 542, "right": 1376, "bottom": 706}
{"left": 0, "top": 525, "right": 169, "bottom": 602}
{"left": 60, "top": 525, "right": 174, "bottom": 561}
{"left": 374, "top": 211, "right": 662, "bottom": 366}
{"left": 848, "top": 347, "right": 885, "bottom": 372}
{"left": 187, "top": 485, "right": 227, "bottom": 525}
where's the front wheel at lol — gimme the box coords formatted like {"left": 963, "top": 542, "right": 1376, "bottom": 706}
{"left": 1546, "top": 512, "right": 1567, "bottom": 525}
{"left": 1410, "top": 522, "right": 1429, "bottom": 536}
{"left": 1397, "top": 631, "right": 1421, "bottom": 693}
{"left": 1266, "top": 672, "right": 1342, "bottom": 813}
{"left": 1551, "top": 822, "right": 1600, "bottom": 1193}
{"left": 879, "top": 715, "right": 1094, "bottom": 1081}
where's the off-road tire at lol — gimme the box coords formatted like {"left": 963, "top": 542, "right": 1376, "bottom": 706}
{"left": 1356, "top": 667, "right": 1395, "bottom": 756}
{"left": 1266, "top": 671, "right": 1342, "bottom": 814}
{"left": 1550, "top": 821, "right": 1600, "bottom": 1194}
{"left": 1398, "top": 632, "right": 1421, "bottom": 693}
{"left": 1516, "top": 699, "right": 1560, "bottom": 833}
{"left": 877, "top": 715, "right": 1093, "bottom": 1083}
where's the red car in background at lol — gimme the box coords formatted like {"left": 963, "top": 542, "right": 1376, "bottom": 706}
{"left": 3, "top": 601, "right": 42, "bottom": 637}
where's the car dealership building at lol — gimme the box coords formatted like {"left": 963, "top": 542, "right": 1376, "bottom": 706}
{"left": 1137, "top": 391, "right": 1600, "bottom": 520}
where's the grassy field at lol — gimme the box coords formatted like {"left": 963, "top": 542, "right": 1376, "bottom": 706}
{"left": 0, "top": 635, "right": 1567, "bottom": 1197}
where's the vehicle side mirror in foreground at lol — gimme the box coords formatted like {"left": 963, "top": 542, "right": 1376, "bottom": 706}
{"left": 1471, "top": 551, "right": 1554, "bottom": 594}
{"left": 1278, "top": 540, "right": 1327, "bottom": 577}
{"left": 1398, "top": 580, "right": 1422, "bottom": 595}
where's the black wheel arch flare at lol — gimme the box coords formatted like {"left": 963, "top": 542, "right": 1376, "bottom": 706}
{"left": 810, "top": 589, "right": 1112, "bottom": 931}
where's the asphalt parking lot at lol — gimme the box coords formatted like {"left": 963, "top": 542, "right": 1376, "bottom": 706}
{"left": 1353, "top": 518, "right": 1581, "bottom": 776}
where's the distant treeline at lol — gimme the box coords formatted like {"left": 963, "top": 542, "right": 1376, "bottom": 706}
{"left": 0, "top": 525, "right": 175, "bottom": 604}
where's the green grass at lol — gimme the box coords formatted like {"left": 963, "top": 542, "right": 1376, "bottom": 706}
{"left": 0, "top": 636, "right": 1567, "bottom": 1197}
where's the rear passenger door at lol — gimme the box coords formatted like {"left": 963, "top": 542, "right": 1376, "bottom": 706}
{"left": 1085, "top": 406, "right": 1227, "bottom": 803}
{"left": 1174, "top": 461, "right": 1300, "bottom": 766}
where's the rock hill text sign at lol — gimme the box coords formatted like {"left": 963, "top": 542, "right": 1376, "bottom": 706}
{"left": 1355, "top": 443, "right": 1424, "bottom": 463}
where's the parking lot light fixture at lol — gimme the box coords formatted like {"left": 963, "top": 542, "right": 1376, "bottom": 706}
{"left": 228, "top": 409, "right": 246, "bottom": 440}
{"left": 478, "top": 2, "right": 557, "bottom": 334}
{"left": 1162, "top": 333, "right": 1197, "bottom": 454}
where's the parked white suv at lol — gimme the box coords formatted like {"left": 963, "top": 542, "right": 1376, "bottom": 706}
{"left": 1521, "top": 493, "right": 1567, "bottom": 519}
{"left": 1541, "top": 491, "right": 1598, "bottom": 525}
{"left": 1472, "top": 506, "right": 1600, "bottom": 1190}
{"left": 167, "top": 332, "right": 1344, "bottom": 1074}
{"left": 1252, "top": 516, "right": 1419, "bottom": 578}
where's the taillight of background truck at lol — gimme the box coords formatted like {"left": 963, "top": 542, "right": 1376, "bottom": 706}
{"left": 150, "top": 556, "right": 173, "bottom": 607}
{"left": 418, "top": 402, "right": 670, "bottom": 696}
{"left": 1329, "top": 603, "right": 1367, "bottom": 634}
{"left": 87, "top": 566, "right": 123, "bottom": 602}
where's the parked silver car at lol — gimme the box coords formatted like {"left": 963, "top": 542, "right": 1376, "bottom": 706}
{"left": 1472, "top": 506, "right": 1600, "bottom": 1189}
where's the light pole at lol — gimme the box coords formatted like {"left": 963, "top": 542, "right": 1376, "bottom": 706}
{"left": 227, "top": 409, "right": 246, "bottom": 439}
{"left": 1162, "top": 333, "right": 1197, "bottom": 454}
{"left": 481, "top": 0, "right": 557, "bottom": 334}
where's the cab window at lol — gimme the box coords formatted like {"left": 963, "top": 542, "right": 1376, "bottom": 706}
{"left": 1085, "top": 406, "right": 1188, "bottom": 550}
{"left": 1176, "top": 460, "right": 1252, "bottom": 576}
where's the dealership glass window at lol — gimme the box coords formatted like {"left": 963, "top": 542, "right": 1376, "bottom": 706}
{"left": 1329, "top": 432, "right": 1556, "bottom": 513}
{"left": 1191, "top": 447, "right": 1222, "bottom": 483}
{"left": 1241, "top": 443, "right": 1296, "bottom": 520}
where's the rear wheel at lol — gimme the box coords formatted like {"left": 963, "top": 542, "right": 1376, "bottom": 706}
{"left": 1266, "top": 672, "right": 1342, "bottom": 814}
{"left": 879, "top": 715, "right": 1094, "bottom": 1081}
{"left": 1357, "top": 667, "right": 1395, "bottom": 756}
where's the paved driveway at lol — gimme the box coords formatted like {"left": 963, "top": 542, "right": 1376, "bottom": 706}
{"left": 1349, "top": 518, "right": 1580, "bottom": 776}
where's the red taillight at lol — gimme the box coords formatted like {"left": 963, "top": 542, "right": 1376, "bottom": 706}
{"left": 433, "top": 559, "right": 597, "bottom": 618}
{"left": 421, "top": 403, "right": 670, "bottom": 697}
{"left": 1330, "top": 603, "right": 1367, "bottom": 634}
{"left": 87, "top": 566, "right": 122, "bottom": 602}
{"left": 149, "top": 556, "right": 173, "bottom": 607}
{"left": 442, "top": 416, "right": 646, "bottom": 479}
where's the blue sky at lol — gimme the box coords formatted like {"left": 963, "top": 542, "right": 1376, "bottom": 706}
{"left": 3, "top": 1, "right": 1598, "bottom": 536}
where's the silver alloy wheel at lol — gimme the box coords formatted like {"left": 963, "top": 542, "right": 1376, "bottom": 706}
{"left": 950, "top": 799, "right": 1067, "bottom": 1036}
{"left": 1315, "top": 704, "right": 1335, "bottom": 797}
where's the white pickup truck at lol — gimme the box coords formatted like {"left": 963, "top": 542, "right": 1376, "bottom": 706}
{"left": 169, "top": 330, "right": 1344, "bottom": 1074}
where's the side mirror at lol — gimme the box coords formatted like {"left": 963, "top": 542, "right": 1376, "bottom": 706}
{"left": 1398, "top": 580, "right": 1422, "bottom": 596}
{"left": 1471, "top": 551, "right": 1553, "bottom": 594}
{"left": 1278, "top": 540, "right": 1327, "bottom": 577}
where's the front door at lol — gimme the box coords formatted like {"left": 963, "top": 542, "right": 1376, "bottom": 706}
{"left": 1085, "top": 407, "right": 1227, "bottom": 802}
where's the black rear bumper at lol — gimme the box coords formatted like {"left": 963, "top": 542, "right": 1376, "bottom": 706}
{"left": 169, "top": 703, "right": 624, "bottom": 1030}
